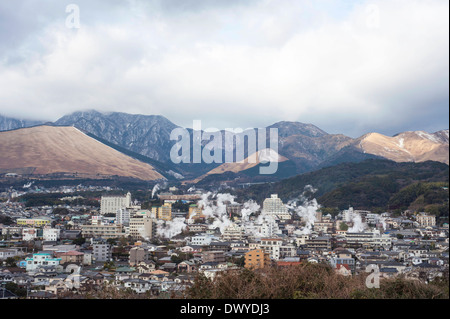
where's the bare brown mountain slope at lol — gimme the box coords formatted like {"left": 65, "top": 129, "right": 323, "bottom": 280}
{"left": 0, "top": 125, "right": 165, "bottom": 180}
{"left": 356, "top": 130, "right": 449, "bottom": 165}
{"left": 187, "top": 148, "right": 289, "bottom": 184}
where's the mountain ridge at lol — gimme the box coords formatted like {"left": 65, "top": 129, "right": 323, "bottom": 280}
{"left": 232, "top": 159, "right": 449, "bottom": 210}
{"left": 1, "top": 111, "right": 448, "bottom": 182}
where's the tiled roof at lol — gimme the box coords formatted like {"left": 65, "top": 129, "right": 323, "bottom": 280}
{"left": 336, "top": 264, "right": 351, "bottom": 271}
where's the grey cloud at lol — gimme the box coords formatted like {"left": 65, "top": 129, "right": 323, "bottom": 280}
{"left": 0, "top": 0, "right": 448, "bottom": 137}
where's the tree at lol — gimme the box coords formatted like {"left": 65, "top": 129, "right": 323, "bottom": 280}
{"left": 5, "top": 257, "right": 18, "bottom": 267}
{"left": 171, "top": 255, "right": 183, "bottom": 264}
{"left": 4, "top": 282, "right": 27, "bottom": 298}
{"left": 0, "top": 215, "right": 13, "bottom": 225}
{"left": 231, "top": 256, "right": 245, "bottom": 268}
{"left": 107, "top": 238, "right": 117, "bottom": 246}
{"left": 53, "top": 207, "right": 70, "bottom": 215}
{"left": 119, "top": 237, "right": 129, "bottom": 246}
{"left": 103, "top": 261, "right": 116, "bottom": 271}
{"left": 72, "top": 237, "right": 86, "bottom": 246}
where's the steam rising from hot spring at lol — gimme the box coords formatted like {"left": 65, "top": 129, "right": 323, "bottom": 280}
{"left": 287, "top": 185, "right": 321, "bottom": 235}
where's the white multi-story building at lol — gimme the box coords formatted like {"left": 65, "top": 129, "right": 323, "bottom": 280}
{"left": 222, "top": 223, "right": 244, "bottom": 241}
{"left": 25, "top": 253, "right": 61, "bottom": 271}
{"left": 343, "top": 207, "right": 372, "bottom": 222}
{"left": 262, "top": 194, "right": 291, "bottom": 220}
{"left": 244, "top": 216, "right": 281, "bottom": 239}
{"left": 100, "top": 192, "right": 132, "bottom": 215}
{"left": 366, "top": 213, "right": 381, "bottom": 224}
{"left": 345, "top": 231, "right": 391, "bottom": 249}
{"left": 81, "top": 224, "right": 124, "bottom": 239}
{"left": 260, "top": 218, "right": 281, "bottom": 238}
{"left": 190, "top": 234, "right": 213, "bottom": 246}
{"left": 43, "top": 228, "right": 60, "bottom": 242}
{"left": 117, "top": 209, "right": 131, "bottom": 225}
{"left": 260, "top": 238, "right": 283, "bottom": 260}
{"left": 82, "top": 251, "right": 92, "bottom": 266}
{"left": 416, "top": 214, "right": 436, "bottom": 227}
{"left": 22, "top": 228, "right": 37, "bottom": 241}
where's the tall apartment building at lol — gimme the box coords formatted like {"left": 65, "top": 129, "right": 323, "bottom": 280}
{"left": 117, "top": 209, "right": 131, "bottom": 225}
{"left": 262, "top": 194, "right": 291, "bottom": 220}
{"left": 260, "top": 238, "right": 283, "bottom": 260}
{"left": 152, "top": 203, "right": 172, "bottom": 221}
{"left": 100, "top": 192, "right": 132, "bottom": 215}
{"left": 222, "top": 223, "right": 244, "bottom": 241}
{"left": 244, "top": 249, "right": 271, "bottom": 269}
{"left": 129, "top": 215, "right": 156, "bottom": 240}
{"left": 93, "top": 241, "right": 112, "bottom": 262}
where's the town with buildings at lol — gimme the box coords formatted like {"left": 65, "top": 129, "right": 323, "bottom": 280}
{"left": 0, "top": 186, "right": 448, "bottom": 299}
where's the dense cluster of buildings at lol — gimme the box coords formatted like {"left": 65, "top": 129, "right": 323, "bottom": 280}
{"left": 0, "top": 190, "right": 448, "bottom": 299}
{"left": 0, "top": 184, "right": 118, "bottom": 201}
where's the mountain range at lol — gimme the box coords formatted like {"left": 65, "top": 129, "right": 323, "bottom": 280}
{"left": 0, "top": 111, "right": 448, "bottom": 183}
{"left": 0, "top": 114, "right": 45, "bottom": 131}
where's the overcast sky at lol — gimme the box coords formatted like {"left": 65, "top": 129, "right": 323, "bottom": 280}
{"left": 0, "top": 0, "right": 448, "bottom": 137}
